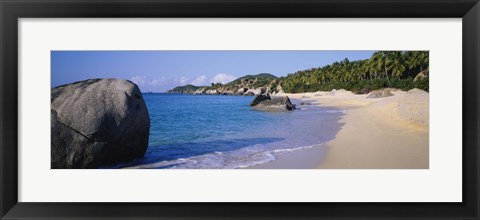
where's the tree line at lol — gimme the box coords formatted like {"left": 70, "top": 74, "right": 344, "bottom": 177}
{"left": 278, "top": 51, "right": 429, "bottom": 93}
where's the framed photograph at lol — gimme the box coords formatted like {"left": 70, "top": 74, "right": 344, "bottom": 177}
{"left": 1, "top": 0, "right": 479, "bottom": 219}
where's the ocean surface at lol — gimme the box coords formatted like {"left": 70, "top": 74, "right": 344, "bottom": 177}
{"left": 117, "top": 93, "right": 344, "bottom": 169}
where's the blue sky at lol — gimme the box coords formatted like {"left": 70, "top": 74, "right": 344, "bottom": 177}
{"left": 51, "top": 51, "right": 375, "bottom": 92}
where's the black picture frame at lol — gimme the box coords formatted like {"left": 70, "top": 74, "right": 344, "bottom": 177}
{"left": 1, "top": 0, "right": 479, "bottom": 219}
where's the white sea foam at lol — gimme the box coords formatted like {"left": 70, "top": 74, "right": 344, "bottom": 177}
{"left": 324, "top": 109, "right": 347, "bottom": 114}
{"left": 124, "top": 143, "right": 325, "bottom": 169}
{"left": 272, "top": 143, "right": 323, "bottom": 153}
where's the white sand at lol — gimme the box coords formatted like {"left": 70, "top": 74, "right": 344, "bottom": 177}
{"left": 250, "top": 89, "right": 429, "bottom": 169}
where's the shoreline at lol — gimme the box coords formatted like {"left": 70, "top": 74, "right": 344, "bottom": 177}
{"left": 248, "top": 89, "right": 429, "bottom": 169}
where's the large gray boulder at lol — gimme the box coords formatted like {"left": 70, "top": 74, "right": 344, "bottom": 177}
{"left": 51, "top": 78, "right": 150, "bottom": 168}
{"left": 194, "top": 87, "right": 207, "bottom": 95}
{"left": 205, "top": 89, "right": 219, "bottom": 95}
{"left": 237, "top": 87, "right": 248, "bottom": 95}
{"left": 414, "top": 69, "right": 429, "bottom": 82}
{"left": 245, "top": 88, "right": 263, "bottom": 96}
{"left": 249, "top": 94, "right": 271, "bottom": 106}
{"left": 251, "top": 96, "right": 296, "bottom": 112}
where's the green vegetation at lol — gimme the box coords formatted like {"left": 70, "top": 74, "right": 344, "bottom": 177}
{"left": 167, "top": 84, "right": 204, "bottom": 93}
{"left": 168, "top": 51, "right": 429, "bottom": 94}
{"left": 227, "top": 73, "right": 277, "bottom": 88}
{"left": 279, "top": 51, "right": 429, "bottom": 93}
{"left": 167, "top": 73, "right": 277, "bottom": 94}
{"left": 210, "top": 83, "right": 223, "bottom": 89}
{"left": 285, "top": 77, "right": 429, "bottom": 94}
{"left": 229, "top": 73, "right": 276, "bottom": 89}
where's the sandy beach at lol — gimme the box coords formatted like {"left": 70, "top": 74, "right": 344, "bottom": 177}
{"left": 250, "top": 89, "right": 429, "bottom": 169}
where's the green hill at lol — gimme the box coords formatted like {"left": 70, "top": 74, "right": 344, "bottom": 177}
{"left": 227, "top": 73, "right": 277, "bottom": 85}
{"left": 167, "top": 84, "right": 204, "bottom": 94}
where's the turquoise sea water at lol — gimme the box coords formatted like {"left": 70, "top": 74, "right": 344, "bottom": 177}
{"left": 118, "top": 94, "right": 344, "bottom": 169}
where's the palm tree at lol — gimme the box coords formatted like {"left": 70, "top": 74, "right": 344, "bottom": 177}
{"left": 407, "top": 51, "right": 429, "bottom": 73}
{"left": 416, "top": 51, "right": 429, "bottom": 71}
{"left": 352, "top": 62, "right": 365, "bottom": 81}
{"left": 278, "top": 50, "right": 428, "bottom": 93}
{"left": 371, "top": 51, "right": 391, "bottom": 86}
{"left": 324, "top": 66, "right": 332, "bottom": 83}
{"left": 365, "top": 64, "right": 373, "bottom": 83}
{"left": 404, "top": 51, "right": 417, "bottom": 77}
{"left": 366, "top": 57, "right": 379, "bottom": 80}
{"left": 388, "top": 52, "right": 406, "bottom": 78}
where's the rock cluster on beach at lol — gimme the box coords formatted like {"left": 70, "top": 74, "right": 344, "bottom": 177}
{"left": 51, "top": 78, "right": 150, "bottom": 168}
{"left": 366, "top": 89, "right": 394, "bottom": 99}
{"left": 249, "top": 94, "right": 296, "bottom": 112}
{"left": 414, "top": 69, "right": 429, "bottom": 82}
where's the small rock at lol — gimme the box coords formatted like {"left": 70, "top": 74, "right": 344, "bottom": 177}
{"left": 366, "top": 89, "right": 394, "bottom": 99}
{"left": 252, "top": 96, "right": 296, "bottom": 112}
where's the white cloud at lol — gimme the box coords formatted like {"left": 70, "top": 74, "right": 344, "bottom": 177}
{"left": 179, "top": 76, "right": 189, "bottom": 85}
{"left": 171, "top": 76, "right": 191, "bottom": 85}
{"left": 149, "top": 76, "right": 171, "bottom": 86}
{"left": 129, "top": 74, "right": 237, "bottom": 92}
{"left": 210, "top": 73, "right": 236, "bottom": 84}
{"left": 130, "top": 76, "right": 147, "bottom": 86}
{"left": 191, "top": 75, "right": 208, "bottom": 86}
{"left": 131, "top": 76, "right": 183, "bottom": 87}
{"left": 130, "top": 75, "right": 181, "bottom": 92}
